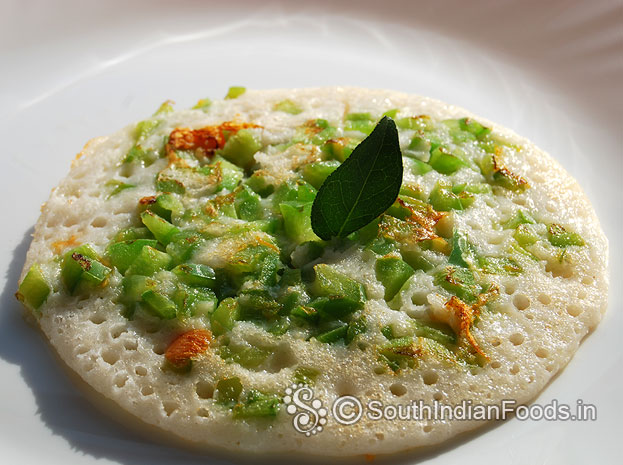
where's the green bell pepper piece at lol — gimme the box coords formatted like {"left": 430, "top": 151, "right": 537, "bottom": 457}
{"left": 232, "top": 390, "right": 280, "bottom": 419}
{"left": 234, "top": 185, "right": 263, "bottom": 221}
{"left": 309, "top": 264, "right": 367, "bottom": 318}
{"left": 172, "top": 263, "right": 216, "bottom": 287}
{"left": 504, "top": 210, "right": 536, "bottom": 229}
{"left": 316, "top": 324, "right": 348, "bottom": 343}
{"left": 514, "top": 224, "right": 539, "bottom": 247}
{"left": 279, "top": 201, "right": 318, "bottom": 245}
{"left": 141, "top": 289, "right": 177, "bottom": 319}
{"left": 17, "top": 264, "right": 50, "bottom": 311}
{"left": 218, "top": 129, "right": 262, "bottom": 169}
{"left": 434, "top": 266, "right": 480, "bottom": 304}
{"left": 273, "top": 99, "right": 302, "bottom": 115}
{"left": 225, "top": 86, "right": 246, "bottom": 99}
{"left": 61, "top": 245, "right": 111, "bottom": 294}
{"left": 547, "top": 224, "right": 585, "bottom": 248}
{"left": 301, "top": 160, "right": 340, "bottom": 189}
{"left": 412, "top": 319, "right": 457, "bottom": 347}
{"left": 428, "top": 182, "right": 464, "bottom": 211}
{"left": 140, "top": 210, "right": 179, "bottom": 245}
{"left": 375, "top": 256, "right": 414, "bottom": 301}
{"left": 107, "top": 239, "right": 158, "bottom": 275}
{"left": 429, "top": 147, "right": 467, "bottom": 174}
{"left": 345, "top": 315, "right": 367, "bottom": 345}
{"left": 210, "top": 297, "right": 240, "bottom": 336}
{"left": 216, "top": 377, "right": 243, "bottom": 405}
{"left": 125, "top": 246, "right": 172, "bottom": 276}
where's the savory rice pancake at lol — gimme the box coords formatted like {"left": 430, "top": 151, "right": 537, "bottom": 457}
{"left": 16, "top": 87, "right": 608, "bottom": 456}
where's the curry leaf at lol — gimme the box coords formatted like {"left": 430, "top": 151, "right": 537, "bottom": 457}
{"left": 311, "top": 116, "right": 403, "bottom": 240}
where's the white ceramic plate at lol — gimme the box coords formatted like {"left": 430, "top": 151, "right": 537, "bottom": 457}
{"left": 1, "top": 1, "right": 621, "bottom": 463}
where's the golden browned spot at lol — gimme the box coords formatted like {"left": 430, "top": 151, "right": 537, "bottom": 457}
{"left": 256, "top": 237, "right": 280, "bottom": 253}
{"left": 51, "top": 235, "right": 79, "bottom": 254}
{"left": 392, "top": 341, "right": 424, "bottom": 358}
{"left": 139, "top": 195, "right": 157, "bottom": 205}
{"left": 302, "top": 120, "right": 324, "bottom": 135}
{"left": 204, "top": 187, "right": 239, "bottom": 218}
{"left": 164, "top": 329, "right": 212, "bottom": 367}
{"left": 71, "top": 137, "right": 103, "bottom": 168}
{"left": 491, "top": 149, "right": 529, "bottom": 188}
{"left": 166, "top": 121, "right": 260, "bottom": 164}
{"left": 326, "top": 137, "right": 349, "bottom": 147}
{"left": 379, "top": 200, "right": 444, "bottom": 245}
{"left": 444, "top": 287, "right": 498, "bottom": 358}
{"left": 72, "top": 253, "right": 91, "bottom": 271}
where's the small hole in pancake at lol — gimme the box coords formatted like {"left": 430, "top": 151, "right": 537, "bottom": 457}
{"left": 510, "top": 365, "right": 520, "bottom": 375}
{"left": 63, "top": 217, "right": 78, "bottom": 227}
{"left": 76, "top": 345, "right": 88, "bottom": 355}
{"left": 102, "top": 349, "right": 119, "bottom": 365}
{"left": 358, "top": 342, "right": 369, "bottom": 350}
{"left": 196, "top": 381, "right": 214, "bottom": 399}
{"left": 91, "top": 217, "right": 107, "bottom": 228}
{"left": 268, "top": 344, "right": 297, "bottom": 372}
{"left": 114, "top": 374, "right": 128, "bottom": 388}
{"left": 411, "top": 293, "right": 428, "bottom": 306}
{"left": 513, "top": 295, "right": 530, "bottom": 310}
{"left": 141, "top": 386, "right": 154, "bottom": 396}
{"left": 512, "top": 197, "right": 527, "bottom": 206}
{"left": 567, "top": 305, "right": 582, "bottom": 317}
{"left": 578, "top": 290, "right": 587, "bottom": 299}
{"left": 525, "top": 313, "right": 534, "bottom": 320}
{"left": 490, "top": 361, "right": 501, "bottom": 369}
{"left": 135, "top": 366, "right": 147, "bottom": 376}
{"left": 336, "top": 380, "right": 357, "bottom": 397}
{"left": 390, "top": 383, "right": 407, "bottom": 397}
{"left": 581, "top": 276, "right": 593, "bottom": 285}
{"left": 422, "top": 371, "right": 439, "bottom": 385}
{"left": 375, "top": 433, "right": 385, "bottom": 441}
{"left": 423, "top": 425, "right": 433, "bottom": 433}
{"left": 46, "top": 217, "right": 60, "bottom": 228}
{"left": 374, "top": 366, "right": 386, "bottom": 375}
{"left": 198, "top": 408, "right": 210, "bottom": 418}
{"left": 538, "top": 294, "right": 551, "bottom": 305}
{"left": 504, "top": 283, "right": 516, "bottom": 295}
{"left": 124, "top": 339, "right": 138, "bottom": 351}
{"left": 546, "top": 364, "right": 554, "bottom": 372}
{"left": 433, "top": 392, "right": 443, "bottom": 401}
{"left": 163, "top": 401, "right": 178, "bottom": 416}
{"left": 490, "top": 337, "right": 501, "bottom": 347}
{"left": 90, "top": 314, "right": 106, "bottom": 325}
{"left": 535, "top": 348, "right": 549, "bottom": 359}
{"left": 546, "top": 261, "right": 574, "bottom": 279}
{"left": 509, "top": 333, "right": 524, "bottom": 346}
{"left": 153, "top": 344, "right": 166, "bottom": 355}
{"left": 111, "top": 325, "right": 126, "bottom": 339}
